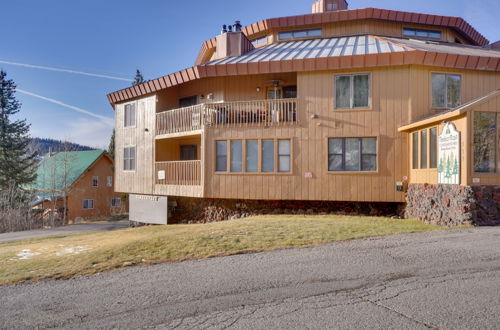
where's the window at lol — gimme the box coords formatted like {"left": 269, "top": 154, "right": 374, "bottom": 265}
{"left": 403, "top": 28, "right": 441, "bottom": 39}
{"left": 430, "top": 127, "right": 438, "bottom": 168}
{"left": 179, "top": 95, "right": 198, "bottom": 108}
{"left": 107, "top": 176, "right": 113, "bottom": 187}
{"left": 432, "top": 73, "right": 461, "bottom": 109}
{"left": 216, "top": 141, "right": 227, "bottom": 172}
{"left": 335, "top": 74, "right": 370, "bottom": 109}
{"left": 123, "top": 147, "right": 136, "bottom": 171}
{"left": 474, "top": 112, "right": 497, "bottom": 173}
{"left": 231, "top": 140, "right": 243, "bottom": 172}
{"left": 124, "top": 103, "right": 136, "bottom": 127}
{"left": 412, "top": 127, "right": 438, "bottom": 170}
{"left": 92, "top": 176, "right": 98, "bottom": 187}
{"left": 111, "top": 198, "right": 121, "bottom": 207}
{"left": 82, "top": 199, "right": 94, "bottom": 209}
{"left": 278, "top": 29, "right": 322, "bottom": 40}
{"left": 328, "top": 138, "right": 377, "bottom": 172}
{"left": 251, "top": 36, "right": 268, "bottom": 47}
{"left": 246, "top": 140, "right": 258, "bottom": 172}
{"left": 412, "top": 132, "right": 419, "bottom": 170}
{"left": 262, "top": 140, "right": 275, "bottom": 172}
{"left": 420, "top": 130, "right": 428, "bottom": 169}
{"left": 278, "top": 140, "right": 291, "bottom": 172}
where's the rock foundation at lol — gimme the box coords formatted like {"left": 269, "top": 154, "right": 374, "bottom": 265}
{"left": 169, "top": 198, "right": 403, "bottom": 224}
{"left": 405, "top": 184, "right": 500, "bottom": 226}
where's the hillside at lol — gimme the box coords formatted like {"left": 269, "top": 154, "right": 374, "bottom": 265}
{"left": 31, "top": 138, "right": 95, "bottom": 156}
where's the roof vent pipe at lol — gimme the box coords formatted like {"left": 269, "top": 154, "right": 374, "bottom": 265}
{"left": 233, "top": 20, "right": 242, "bottom": 32}
{"left": 227, "top": 25, "right": 233, "bottom": 33}
{"left": 221, "top": 24, "right": 227, "bottom": 34}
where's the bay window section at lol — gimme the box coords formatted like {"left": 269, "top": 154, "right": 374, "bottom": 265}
{"left": 430, "top": 127, "right": 438, "bottom": 168}
{"left": 432, "top": 73, "right": 461, "bottom": 109}
{"left": 230, "top": 140, "right": 243, "bottom": 172}
{"left": 335, "top": 74, "right": 370, "bottom": 109}
{"left": 412, "top": 132, "right": 419, "bottom": 169}
{"left": 420, "top": 130, "right": 428, "bottom": 169}
{"left": 246, "top": 140, "right": 258, "bottom": 172}
{"left": 262, "top": 140, "right": 275, "bottom": 173}
{"left": 216, "top": 141, "right": 227, "bottom": 172}
{"left": 474, "top": 112, "right": 497, "bottom": 173}
{"left": 278, "top": 140, "right": 291, "bottom": 172}
{"left": 328, "top": 138, "right": 377, "bottom": 172}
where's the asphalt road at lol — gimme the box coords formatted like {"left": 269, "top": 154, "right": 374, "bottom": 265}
{"left": 0, "top": 220, "right": 130, "bottom": 243}
{"left": 1, "top": 227, "right": 499, "bottom": 329}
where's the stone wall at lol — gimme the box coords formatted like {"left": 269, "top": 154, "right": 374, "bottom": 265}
{"left": 168, "top": 197, "right": 403, "bottom": 224}
{"left": 405, "top": 184, "right": 500, "bottom": 226}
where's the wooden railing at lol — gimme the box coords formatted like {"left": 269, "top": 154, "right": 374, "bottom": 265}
{"left": 155, "top": 161, "right": 201, "bottom": 186}
{"left": 156, "top": 98, "right": 297, "bottom": 135}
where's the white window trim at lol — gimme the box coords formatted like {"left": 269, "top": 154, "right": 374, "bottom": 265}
{"left": 123, "top": 146, "right": 137, "bottom": 172}
{"left": 123, "top": 102, "right": 137, "bottom": 128}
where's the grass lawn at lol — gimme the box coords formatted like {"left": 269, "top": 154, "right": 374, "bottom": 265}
{"left": 0, "top": 215, "right": 454, "bottom": 285}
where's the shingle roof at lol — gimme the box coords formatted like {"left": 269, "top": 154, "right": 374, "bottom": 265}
{"left": 31, "top": 150, "right": 105, "bottom": 192}
{"left": 203, "top": 35, "right": 411, "bottom": 66}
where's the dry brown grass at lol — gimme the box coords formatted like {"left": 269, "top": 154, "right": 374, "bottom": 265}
{"left": 0, "top": 215, "right": 455, "bottom": 285}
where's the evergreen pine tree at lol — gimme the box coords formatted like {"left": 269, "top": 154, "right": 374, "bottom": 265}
{"left": 108, "top": 129, "right": 115, "bottom": 160}
{"left": 132, "top": 70, "right": 144, "bottom": 86}
{"left": 0, "top": 70, "right": 37, "bottom": 189}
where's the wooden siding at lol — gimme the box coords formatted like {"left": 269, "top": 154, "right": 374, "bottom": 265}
{"left": 114, "top": 95, "right": 156, "bottom": 195}
{"left": 66, "top": 155, "right": 126, "bottom": 221}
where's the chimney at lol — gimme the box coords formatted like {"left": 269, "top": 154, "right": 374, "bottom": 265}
{"left": 312, "top": 0, "right": 348, "bottom": 13}
{"left": 213, "top": 21, "right": 254, "bottom": 61}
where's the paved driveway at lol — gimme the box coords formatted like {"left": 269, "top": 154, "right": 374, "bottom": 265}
{"left": 0, "top": 220, "right": 130, "bottom": 243}
{"left": 0, "top": 226, "right": 499, "bottom": 329}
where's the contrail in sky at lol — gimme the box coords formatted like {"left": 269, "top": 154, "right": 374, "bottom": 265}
{"left": 0, "top": 60, "right": 132, "bottom": 82}
{"left": 17, "top": 89, "right": 114, "bottom": 126}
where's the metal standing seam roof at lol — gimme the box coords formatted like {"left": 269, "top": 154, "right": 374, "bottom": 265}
{"left": 107, "top": 36, "right": 500, "bottom": 105}
{"left": 202, "top": 35, "right": 411, "bottom": 66}
{"left": 31, "top": 150, "right": 106, "bottom": 193}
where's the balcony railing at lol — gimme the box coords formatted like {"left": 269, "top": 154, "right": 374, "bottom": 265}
{"left": 156, "top": 98, "right": 297, "bottom": 135}
{"left": 155, "top": 160, "right": 201, "bottom": 186}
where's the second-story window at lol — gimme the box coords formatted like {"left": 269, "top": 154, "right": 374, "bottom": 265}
{"left": 335, "top": 74, "right": 370, "bottom": 109}
{"left": 92, "top": 176, "right": 98, "bottom": 187}
{"left": 107, "top": 176, "right": 113, "bottom": 187}
{"left": 278, "top": 29, "right": 322, "bottom": 40}
{"left": 124, "top": 103, "right": 136, "bottom": 127}
{"left": 124, "top": 147, "right": 136, "bottom": 171}
{"left": 432, "top": 73, "right": 461, "bottom": 109}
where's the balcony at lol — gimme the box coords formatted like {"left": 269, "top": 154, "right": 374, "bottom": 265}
{"left": 155, "top": 160, "right": 201, "bottom": 186}
{"left": 156, "top": 98, "right": 297, "bottom": 136}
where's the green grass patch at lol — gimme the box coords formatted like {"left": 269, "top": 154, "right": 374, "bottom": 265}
{"left": 0, "top": 215, "right": 458, "bottom": 285}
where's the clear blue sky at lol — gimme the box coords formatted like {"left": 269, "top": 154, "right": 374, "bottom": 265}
{"left": 1, "top": 0, "right": 499, "bottom": 148}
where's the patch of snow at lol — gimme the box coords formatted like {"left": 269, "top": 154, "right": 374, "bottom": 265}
{"left": 54, "top": 246, "right": 91, "bottom": 256}
{"left": 15, "top": 249, "right": 41, "bottom": 260}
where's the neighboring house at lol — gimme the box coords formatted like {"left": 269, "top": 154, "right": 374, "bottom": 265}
{"left": 31, "top": 150, "right": 126, "bottom": 223}
{"left": 107, "top": 0, "right": 500, "bottom": 225}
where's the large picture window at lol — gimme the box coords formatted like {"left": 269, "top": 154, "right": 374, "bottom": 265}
{"left": 246, "top": 140, "right": 258, "bottom": 172}
{"left": 432, "top": 73, "right": 461, "bottom": 109}
{"left": 230, "top": 140, "right": 243, "bottom": 172}
{"left": 124, "top": 103, "right": 136, "bottom": 127}
{"left": 474, "top": 112, "right": 498, "bottom": 173}
{"left": 123, "top": 147, "right": 136, "bottom": 171}
{"left": 328, "top": 138, "right": 377, "bottom": 172}
{"left": 335, "top": 74, "right": 370, "bottom": 109}
{"left": 262, "top": 140, "right": 275, "bottom": 173}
